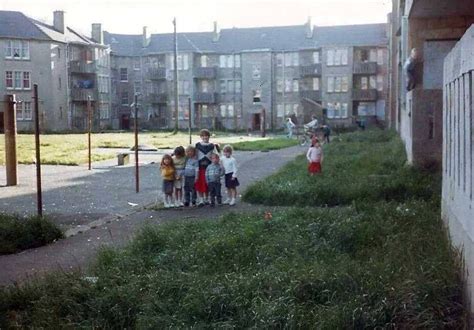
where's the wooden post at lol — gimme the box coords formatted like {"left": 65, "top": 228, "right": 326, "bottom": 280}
{"left": 87, "top": 96, "right": 92, "bottom": 170}
{"left": 33, "top": 84, "right": 43, "bottom": 217}
{"left": 188, "top": 97, "right": 192, "bottom": 145}
{"left": 4, "top": 95, "right": 18, "bottom": 186}
{"left": 134, "top": 93, "right": 139, "bottom": 193}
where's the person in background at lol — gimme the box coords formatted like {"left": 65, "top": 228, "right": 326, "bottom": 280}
{"left": 322, "top": 124, "right": 331, "bottom": 144}
{"left": 306, "top": 136, "right": 323, "bottom": 176}
{"left": 286, "top": 117, "right": 296, "bottom": 139}
{"left": 205, "top": 153, "right": 224, "bottom": 207}
{"left": 160, "top": 154, "right": 175, "bottom": 208}
{"left": 221, "top": 145, "right": 239, "bottom": 206}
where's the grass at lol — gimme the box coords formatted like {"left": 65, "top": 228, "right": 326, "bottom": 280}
{"left": 0, "top": 214, "right": 63, "bottom": 255}
{"left": 0, "top": 132, "right": 266, "bottom": 166}
{"left": 0, "top": 129, "right": 466, "bottom": 327}
{"left": 232, "top": 138, "right": 298, "bottom": 151}
{"left": 244, "top": 129, "right": 441, "bottom": 207}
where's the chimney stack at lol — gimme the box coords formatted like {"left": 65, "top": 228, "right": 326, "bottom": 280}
{"left": 212, "top": 21, "right": 220, "bottom": 42}
{"left": 53, "top": 10, "right": 65, "bottom": 34}
{"left": 305, "top": 16, "right": 313, "bottom": 38}
{"left": 142, "top": 26, "right": 150, "bottom": 47}
{"left": 91, "top": 23, "right": 103, "bottom": 44}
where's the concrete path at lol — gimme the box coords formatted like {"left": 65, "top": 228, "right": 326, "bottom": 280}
{"left": 0, "top": 145, "right": 303, "bottom": 285}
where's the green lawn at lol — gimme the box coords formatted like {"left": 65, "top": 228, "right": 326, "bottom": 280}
{"left": 0, "top": 132, "right": 268, "bottom": 166}
{"left": 0, "top": 129, "right": 466, "bottom": 328}
{"left": 232, "top": 138, "right": 298, "bottom": 151}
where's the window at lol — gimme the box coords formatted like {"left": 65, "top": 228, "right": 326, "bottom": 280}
{"left": 285, "top": 79, "right": 292, "bottom": 92}
{"left": 133, "top": 59, "right": 141, "bottom": 71}
{"left": 341, "top": 76, "right": 348, "bottom": 92}
{"left": 327, "top": 49, "right": 334, "bottom": 66}
{"left": 200, "top": 55, "right": 208, "bottom": 68}
{"left": 201, "top": 80, "right": 209, "bottom": 93}
{"left": 227, "top": 80, "right": 234, "bottom": 93}
{"left": 226, "top": 55, "right": 233, "bottom": 68}
{"left": 284, "top": 53, "right": 292, "bottom": 67}
{"left": 313, "top": 51, "right": 320, "bottom": 64}
{"left": 121, "top": 91, "right": 129, "bottom": 106}
{"left": 370, "top": 76, "right": 376, "bottom": 89}
{"left": 313, "top": 77, "right": 320, "bottom": 91}
{"left": 23, "top": 101, "right": 32, "bottom": 120}
{"left": 252, "top": 65, "right": 261, "bottom": 80}
{"left": 235, "top": 80, "right": 241, "bottom": 93}
{"left": 99, "top": 76, "right": 109, "bottom": 93}
{"left": 134, "top": 81, "right": 141, "bottom": 94}
{"left": 335, "top": 77, "right": 342, "bottom": 92}
{"left": 292, "top": 79, "right": 299, "bottom": 92}
{"left": 5, "top": 71, "right": 13, "bottom": 89}
{"left": 120, "top": 68, "right": 128, "bottom": 81}
{"left": 14, "top": 71, "right": 21, "bottom": 89}
{"left": 292, "top": 53, "right": 299, "bottom": 66}
{"left": 377, "top": 75, "right": 384, "bottom": 91}
{"left": 277, "top": 104, "right": 284, "bottom": 117}
{"left": 369, "top": 49, "right": 377, "bottom": 62}
{"left": 328, "top": 48, "right": 348, "bottom": 66}
{"left": 4, "top": 40, "right": 29, "bottom": 60}
{"left": 228, "top": 104, "right": 234, "bottom": 117}
{"left": 201, "top": 104, "right": 209, "bottom": 118}
{"left": 327, "top": 102, "right": 348, "bottom": 119}
{"left": 220, "top": 104, "right": 227, "bottom": 117}
{"left": 285, "top": 104, "right": 292, "bottom": 116}
{"left": 16, "top": 101, "right": 23, "bottom": 120}
{"left": 182, "top": 54, "right": 189, "bottom": 70}
{"left": 219, "top": 55, "right": 226, "bottom": 68}
{"left": 377, "top": 49, "right": 384, "bottom": 65}
{"left": 276, "top": 53, "right": 284, "bottom": 67}
{"left": 99, "top": 103, "right": 110, "bottom": 119}
{"left": 220, "top": 80, "right": 227, "bottom": 93}
{"left": 361, "top": 77, "right": 368, "bottom": 90}
{"left": 179, "top": 80, "right": 190, "bottom": 95}
{"left": 341, "top": 49, "right": 348, "bottom": 65}
{"left": 234, "top": 54, "right": 241, "bottom": 68}
{"left": 277, "top": 79, "right": 283, "bottom": 93}
{"left": 327, "top": 77, "right": 334, "bottom": 93}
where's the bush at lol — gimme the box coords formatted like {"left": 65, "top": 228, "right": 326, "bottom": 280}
{"left": 0, "top": 214, "right": 63, "bottom": 254}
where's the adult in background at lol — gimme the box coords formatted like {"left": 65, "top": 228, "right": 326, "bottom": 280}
{"left": 404, "top": 48, "right": 421, "bottom": 91}
{"left": 286, "top": 117, "right": 296, "bottom": 139}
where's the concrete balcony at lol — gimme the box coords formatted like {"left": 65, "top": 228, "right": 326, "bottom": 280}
{"left": 352, "top": 88, "right": 378, "bottom": 101}
{"left": 300, "top": 90, "right": 322, "bottom": 102}
{"left": 69, "top": 60, "right": 96, "bottom": 74}
{"left": 194, "top": 92, "right": 217, "bottom": 104}
{"left": 193, "top": 67, "right": 217, "bottom": 79}
{"left": 71, "top": 88, "right": 96, "bottom": 101}
{"left": 353, "top": 61, "right": 378, "bottom": 75}
{"left": 148, "top": 93, "right": 168, "bottom": 104}
{"left": 148, "top": 68, "right": 167, "bottom": 80}
{"left": 300, "top": 64, "right": 322, "bottom": 77}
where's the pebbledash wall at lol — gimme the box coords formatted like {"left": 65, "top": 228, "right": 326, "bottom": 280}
{"left": 442, "top": 25, "right": 474, "bottom": 318}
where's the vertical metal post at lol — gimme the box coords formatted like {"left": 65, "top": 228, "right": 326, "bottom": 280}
{"left": 33, "top": 84, "right": 43, "bottom": 217}
{"left": 261, "top": 108, "right": 266, "bottom": 137}
{"left": 188, "top": 97, "right": 192, "bottom": 145}
{"left": 173, "top": 17, "right": 179, "bottom": 132}
{"left": 4, "top": 95, "right": 18, "bottom": 186}
{"left": 87, "top": 96, "right": 92, "bottom": 170}
{"left": 134, "top": 93, "right": 139, "bottom": 193}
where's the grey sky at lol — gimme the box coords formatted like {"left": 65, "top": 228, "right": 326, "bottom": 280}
{"left": 1, "top": 0, "right": 391, "bottom": 35}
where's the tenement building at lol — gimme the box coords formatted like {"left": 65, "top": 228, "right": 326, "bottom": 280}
{"left": 1, "top": 10, "right": 388, "bottom": 131}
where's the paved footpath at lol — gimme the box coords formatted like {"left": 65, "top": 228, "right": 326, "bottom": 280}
{"left": 0, "top": 145, "right": 302, "bottom": 285}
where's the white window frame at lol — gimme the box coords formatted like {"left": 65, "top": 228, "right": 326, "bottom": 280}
{"left": 327, "top": 49, "right": 334, "bottom": 66}
{"left": 313, "top": 77, "right": 320, "bottom": 91}
{"left": 200, "top": 55, "right": 208, "bottom": 68}
{"left": 377, "top": 75, "right": 384, "bottom": 91}
{"left": 5, "top": 71, "right": 13, "bottom": 89}
{"left": 220, "top": 104, "right": 227, "bottom": 118}
{"left": 219, "top": 55, "right": 226, "bottom": 68}
{"left": 120, "top": 68, "right": 128, "bottom": 82}
{"left": 23, "top": 101, "right": 32, "bottom": 120}
{"left": 312, "top": 51, "right": 320, "bottom": 64}
{"left": 234, "top": 54, "right": 241, "bottom": 68}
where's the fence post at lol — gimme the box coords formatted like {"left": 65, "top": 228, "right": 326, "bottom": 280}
{"left": 33, "top": 84, "right": 43, "bottom": 217}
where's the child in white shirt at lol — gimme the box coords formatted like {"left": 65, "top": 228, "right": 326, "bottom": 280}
{"left": 221, "top": 145, "right": 239, "bottom": 206}
{"left": 306, "top": 137, "right": 323, "bottom": 175}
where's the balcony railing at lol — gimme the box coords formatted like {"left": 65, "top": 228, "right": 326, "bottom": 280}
{"left": 148, "top": 68, "right": 167, "bottom": 80}
{"left": 300, "top": 90, "right": 322, "bottom": 102}
{"left": 352, "top": 88, "right": 378, "bottom": 101}
{"left": 300, "top": 64, "right": 322, "bottom": 77}
{"left": 69, "top": 60, "right": 96, "bottom": 74}
{"left": 71, "top": 88, "right": 96, "bottom": 101}
{"left": 353, "top": 61, "right": 378, "bottom": 75}
{"left": 193, "top": 67, "right": 217, "bottom": 79}
{"left": 148, "top": 93, "right": 168, "bottom": 103}
{"left": 194, "top": 92, "right": 217, "bottom": 104}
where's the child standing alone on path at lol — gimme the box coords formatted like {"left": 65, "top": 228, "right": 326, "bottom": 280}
{"left": 307, "top": 136, "right": 323, "bottom": 176}
{"left": 173, "top": 146, "right": 186, "bottom": 207}
{"left": 195, "top": 129, "right": 220, "bottom": 206}
{"left": 205, "top": 153, "right": 224, "bottom": 207}
{"left": 221, "top": 145, "right": 239, "bottom": 206}
{"left": 160, "top": 154, "right": 175, "bottom": 208}
{"left": 183, "top": 145, "right": 198, "bottom": 207}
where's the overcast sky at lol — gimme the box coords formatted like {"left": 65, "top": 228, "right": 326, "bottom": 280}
{"left": 1, "top": 0, "right": 391, "bottom": 36}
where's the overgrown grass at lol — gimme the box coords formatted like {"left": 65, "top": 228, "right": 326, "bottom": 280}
{"left": 244, "top": 129, "right": 441, "bottom": 207}
{"left": 0, "top": 203, "right": 465, "bottom": 328}
{"left": 0, "top": 133, "right": 264, "bottom": 165}
{"left": 0, "top": 214, "right": 63, "bottom": 255}
{"left": 232, "top": 138, "right": 298, "bottom": 151}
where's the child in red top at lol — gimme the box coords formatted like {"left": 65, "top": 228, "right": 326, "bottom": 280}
{"left": 306, "top": 136, "right": 323, "bottom": 175}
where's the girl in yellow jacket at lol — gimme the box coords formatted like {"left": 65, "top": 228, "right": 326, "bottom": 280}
{"left": 160, "top": 154, "right": 175, "bottom": 208}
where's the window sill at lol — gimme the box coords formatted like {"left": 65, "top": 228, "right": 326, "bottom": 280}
{"left": 4, "top": 57, "right": 30, "bottom": 61}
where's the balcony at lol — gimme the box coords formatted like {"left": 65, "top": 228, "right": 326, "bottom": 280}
{"left": 71, "top": 88, "right": 96, "bottom": 101}
{"left": 352, "top": 89, "right": 378, "bottom": 101}
{"left": 193, "top": 67, "right": 217, "bottom": 79}
{"left": 300, "top": 90, "right": 322, "bottom": 102}
{"left": 194, "top": 92, "right": 217, "bottom": 104}
{"left": 148, "top": 68, "right": 167, "bottom": 80}
{"left": 300, "top": 64, "right": 322, "bottom": 77}
{"left": 69, "top": 60, "right": 96, "bottom": 74}
{"left": 353, "top": 61, "right": 378, "bottom": 75}
{"left": 148, "top": 93, "right": 168, "bottom": 104}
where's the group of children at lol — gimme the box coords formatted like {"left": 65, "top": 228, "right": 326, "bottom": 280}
{"left": 160, "top": 129, "right": 239, "bottom": 208}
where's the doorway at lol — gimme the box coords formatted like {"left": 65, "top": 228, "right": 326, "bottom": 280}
{"left": 121, "top": 114, "right": 130, "bottom": 130}
{"left": 0, "top": 112, "right": 4, "bottom": 133}
{"left": 252, "top": 113, "right": 261, "bottom": 131}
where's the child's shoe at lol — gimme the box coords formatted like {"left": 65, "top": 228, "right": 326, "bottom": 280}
{"left": 223, "top": 198, "right": 231, "bottom": 205}
{"left": 229, "top": 198, "right": 236, "bottom": 206}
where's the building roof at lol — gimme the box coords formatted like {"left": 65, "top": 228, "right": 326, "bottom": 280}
{"left": 105, "top": 23, "right": 388, "bottom": 56}
{"left": 31, "top": 18, "right": 98, "bottom": 45}
{"left": 0, "top": 11, "right": 50, "bottom": 40}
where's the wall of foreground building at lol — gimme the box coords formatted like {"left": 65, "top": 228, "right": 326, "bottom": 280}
{"left": 442, "top": 24, "right": 474, "bottom": 318}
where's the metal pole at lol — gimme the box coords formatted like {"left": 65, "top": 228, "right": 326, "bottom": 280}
{"left": 4, "top": 95, "right": 18, "bottom": 186}
{"left": 87, "top": 96, "right": 92, "bottom": 170}
{"left": 261, "top": 108, "right": 266, "bottom": 137}
{"left": 173, "top": 17, "right": 179, "bottom": 132}
{"left": 33, "top": 84, "right": 43, "bottom": 217}
{"left": 188, "top": 97, "right": 192, "bottom": 145}
{"left": 134, "top": 93, "right": 139, "bottom": 193}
